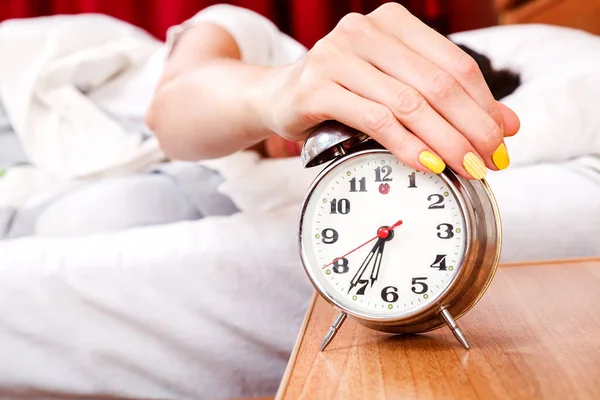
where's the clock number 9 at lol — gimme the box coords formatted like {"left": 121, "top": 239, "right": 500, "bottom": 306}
{"left": 321, "top": 228, "right": 339, "bottom": 244}
{"left": 332, "top": 258, "right": 349, "bottom": 274}
{"left": 381, "top": 286, "right": 399, "bottom": 303}
{"left": 436, "top": 223, "right": 454, "bottom": 239}
{"left": 411, "top": 277, "right": 429, "bottom": 294}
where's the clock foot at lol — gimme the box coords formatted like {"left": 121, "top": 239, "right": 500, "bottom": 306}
{"left": 441, "top": 308, "right": 470, "bottom": 350}
{"left": 320, "top": 311, "right": 347, "bottom": 351}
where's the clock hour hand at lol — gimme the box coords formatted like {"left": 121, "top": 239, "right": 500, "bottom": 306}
{"left": 348, "top": 239, "right": 382, "bottom": 294}
{"left": 369, "top": 239, "right": 386, "bottom": 287}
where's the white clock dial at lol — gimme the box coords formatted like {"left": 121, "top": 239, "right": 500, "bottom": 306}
{"left": 300, "top": 151, "right": 468, "bottom": 319}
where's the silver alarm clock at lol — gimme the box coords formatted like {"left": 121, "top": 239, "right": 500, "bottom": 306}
{"left": 298, "top": 121, "right": 501, "bottom": 351}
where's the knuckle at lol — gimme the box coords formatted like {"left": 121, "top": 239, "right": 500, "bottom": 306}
{"left": 454, "top": 52, "right": 481, "bottom": 81}
{"left": 394, "top": 87, "right": 426, "bottom": 116}
{"left": 296, "top": 65, "right": 319, "bottom": 94}
{"left": 337, "top": 12, "right": 369, "bottom": 36}
{"left": 487, "top": 102, "right": 503, "bottom": 127}
{"left": 479, "top": 120, "right": 503, "bottom": 149}
{"left": 431, "top": 70, "right": 460, "bottom": 101}
{"left": 297, "top": 101, "right": 324, "bottom": 126}
{"left": 308, "top": 38, "right": 332, "bottom": 64}
{"left": 377, "top": 2, "right": 407, "bottom": 15}
{"left": 364, "top": 105, "right": 394, "bottom": 133}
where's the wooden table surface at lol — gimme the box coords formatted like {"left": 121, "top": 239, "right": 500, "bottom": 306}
{"left": 276, "top": 258, "right": 600, "bottom": 400}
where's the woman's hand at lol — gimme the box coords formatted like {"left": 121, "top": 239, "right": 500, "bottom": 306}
{"left": 254, "top": 3, "right": 519, "bottom": 179}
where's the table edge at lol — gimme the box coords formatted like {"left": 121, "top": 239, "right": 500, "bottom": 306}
{"left": 499, "top": 256, "right": 600, "bottom": 267}
{"left": 275, "top": 256, "right": 600, "bottom": 398}
{"left": 275, "top": 293, "right": 318, "bottom": 400}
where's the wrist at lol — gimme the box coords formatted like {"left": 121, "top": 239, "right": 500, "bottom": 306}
{"left": 244, "top": 63, "right": 292, "bottom": 141}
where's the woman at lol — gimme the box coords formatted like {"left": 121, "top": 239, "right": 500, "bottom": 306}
{"left": 147, "top": 3, "right": 519, "bottom": 179}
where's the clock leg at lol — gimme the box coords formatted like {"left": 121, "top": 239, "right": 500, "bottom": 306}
{"left": 320, "top": 311, "right": 347, "bottom": 351}
{"left": 440, "top": 308, "right": 470, "bottom": 350}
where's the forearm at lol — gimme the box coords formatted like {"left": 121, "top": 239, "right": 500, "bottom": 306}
{"left": 147, "top": 23, "right": 276, "bottom": 160}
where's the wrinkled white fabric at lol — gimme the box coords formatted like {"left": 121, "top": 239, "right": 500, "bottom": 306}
{"left": 0, "top": 14, "right": 164, "bottom": 179}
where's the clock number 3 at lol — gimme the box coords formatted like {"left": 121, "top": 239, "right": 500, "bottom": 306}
{"left": 436, "top": 223, "right": 454, "bottom": 239}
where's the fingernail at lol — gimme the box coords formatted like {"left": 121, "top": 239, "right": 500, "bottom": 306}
{"left": 463, "top": 152, "right": 487, "bottom": 180}
{"left": 419, "top": 151, "right": 446, "bottom": 174}
{"left": 492, "top": 143, "right": 510, "bottom": 170}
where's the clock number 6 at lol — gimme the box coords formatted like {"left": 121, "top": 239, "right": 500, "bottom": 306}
{"left": 411, "top": 277, "right": 429, "bottom": 295}
{"left": 436, "top": 223, "right": 454, "bottom": 239}
{"left": 381, "top": 286, "right": 399, "bottom": 303}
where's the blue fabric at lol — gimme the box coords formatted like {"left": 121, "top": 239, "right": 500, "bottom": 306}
{"left": 0, "top": 162, "right": 238, "bottom": 239}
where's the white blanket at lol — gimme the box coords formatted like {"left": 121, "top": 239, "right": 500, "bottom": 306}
{"left": 0, "top": 14, "right": 165, "bottom": 180}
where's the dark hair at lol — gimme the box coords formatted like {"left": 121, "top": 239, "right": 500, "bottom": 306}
{"left": 456, "top": 44, "right": 521, "bottom": 100}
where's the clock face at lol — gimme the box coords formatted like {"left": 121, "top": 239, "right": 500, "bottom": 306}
{"left": 300, "top": 151, "right": 469, "bottom": 320}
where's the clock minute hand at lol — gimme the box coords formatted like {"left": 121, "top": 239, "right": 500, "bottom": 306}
{"left": 370, "top": 239, "right": 386, "bottom": 287}
{"left": 348, "top": 239, "right": 382, "bottom": 294}
{"left": 369, "top": 219, "right": 403, "bottom": 287}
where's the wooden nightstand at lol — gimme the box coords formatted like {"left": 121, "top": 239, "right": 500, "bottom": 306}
{"left": 276, "top": 258, "right": 600, "bottom": 399}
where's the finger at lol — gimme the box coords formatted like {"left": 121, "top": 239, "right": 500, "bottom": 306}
{"left": 499, "top": 102, "right": 520, "bottom": 137}
{"left": 331, "top": 55, "right": 487, "bottom": 180}
{"left": 311, "top": 83, "right": 447, "bottom": 175}
{"left": 332, "top": 12, "right": 505, "bottom": 171}
{"left": 368, "top": 4, "right": 502, "bottom": 128}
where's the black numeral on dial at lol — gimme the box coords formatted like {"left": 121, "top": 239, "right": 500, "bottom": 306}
{"left": 349, "top": 177, "right": 367, "bottom": 192}
{"left": 375, "top": 166, "right": 393, "bottom": 182}
{"left": 356, "top": 279, "right": 369, "bottom": 295}
{"left": 332, "top": 258, "right": 349, "bottom": 274}
{"left": 381, "top": 286, "right": 399, "bottom": 303}
{"left": 411, "top": 277, "right": 429, "bottom": 294}
{"left": 427, "top": 194, "right": 445, "bottom": 209}
{"left": 330, "top": 198, "right": 350, "bottom": 215}
{"left": 408, "top": 172, "right": 417, "bottom": 188}
{"left": 436, "top": 223, "right": 454, "bottom": 239}
{"left": 430, "top": 254, "right": 448, "bottom": 271}
{"left": 321, "top": 228, "right": 339, "bottom": 244}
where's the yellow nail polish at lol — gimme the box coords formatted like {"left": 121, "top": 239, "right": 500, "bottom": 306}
{"left": 463, "top": 152, "right": 487, "bottom": 180}
{"left": 492, "top": 143, "right": 510, "bottom": 170}
{"left": 419, "top": 151, "right": 446, "bottom": 174}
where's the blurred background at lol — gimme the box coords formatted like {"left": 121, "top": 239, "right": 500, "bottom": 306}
{"left": 2, "top": 0, "right": 599, "bottom": 47}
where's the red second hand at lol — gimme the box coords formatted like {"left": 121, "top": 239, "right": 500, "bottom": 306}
{"left": 322, "top": 235, "right": 378, "bottom": 269}
{"left": 321, "top": 219, "right": 403, "bottom": 269}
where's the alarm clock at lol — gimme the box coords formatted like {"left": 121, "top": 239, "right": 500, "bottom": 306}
{"left": 298, "top": 121, "right": 501, "bottom": 351}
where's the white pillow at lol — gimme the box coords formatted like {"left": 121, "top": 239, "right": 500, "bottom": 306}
{"left": 450, "top": 24, "right": 600, "bottom": 167}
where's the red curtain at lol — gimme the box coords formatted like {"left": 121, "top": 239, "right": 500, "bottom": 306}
{"left": 0, "top": 1, "right": 465, "bottom": 48}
